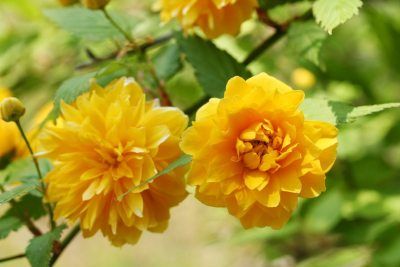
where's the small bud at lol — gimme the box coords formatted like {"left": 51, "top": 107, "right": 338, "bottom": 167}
{"left": 0, "top": 97, "right": 26, "bottom": 122}
{"left": 58, "top": 0, "right": 79, "bottom": 6}
{"left": 291, "top": 68, "right": 316, "bottom": 90}
{"left": 81, "top": 0, "right": 110, "bottom": 9}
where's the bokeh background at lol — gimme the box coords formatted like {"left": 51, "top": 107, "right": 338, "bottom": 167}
{"left": 1, "top": 0, "right": 400, "bottom": 266}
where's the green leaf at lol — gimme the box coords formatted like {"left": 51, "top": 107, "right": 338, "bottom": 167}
{"left": 304, "top": 190, "right": 343, "bottom": 233}
{"left": 1, "top": 158, "right": 52, "bottom": 185}
{"left": 0, "top": 216, "right": 21, "bottom": 239}
{"left": 153, "top": 43, "right": 183, "bottom": 81}
{"left": 50, "top": 72, "right": 97, "bottom": 119}
{"left": 287, "top": 21, "right": 327, "bottom": 65}
{"left": 26, "top": 225, "right": 66, "bottom": 267}
{"left": 0, "top": 195, "right": 46, "bottom": 239}
{"left": 118, "top": 154, "right": 192, "bottom": 201}
{"left": 268, "top": 1, "right": 312, "bottom": 25}
{"left": 0, "top": 183, "right": 37, "bottom": 205}
{"left": 313, "top": 0, "right": 363, "bottom": 34}
{"left": 298, "top": 246, "right": 371, "bottom": 267}
{"left": 176, "top": 32, "right": 251, "bottom": 98}
{"left": 43, "top": 7, "right": 123, "bottom": 41}
{"left": 301, "top": 99, "right": 400, "bottom": 125}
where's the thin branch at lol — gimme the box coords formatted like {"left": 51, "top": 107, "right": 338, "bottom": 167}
{"left": 242, "top": 29, "right": 286, "bottom": 66}
{"left": 16, "top": 120, "right": 55, "bottom": 230}
{"left": 101, "top": 7, "right": 135, "bottom": 45}
{"left": 76, "top": 33, "right": 173, "bottom": 70}
{"left": 0, "top": 253, "right": 25, "bottom": 263}
{"left": 50, "top": 224, "right": 81, "bottom": 266}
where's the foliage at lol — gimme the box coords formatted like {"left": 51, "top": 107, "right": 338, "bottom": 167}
{"left": 0, "top": 0, "right": 400, "bottom": 266}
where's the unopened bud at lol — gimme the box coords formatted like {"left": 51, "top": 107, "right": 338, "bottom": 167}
{"left": 0, "top": 97, "right": 26, "bottom": 122}
{"left": 58, "top": 0, "right": 79, "bottom": 6}
{"left": 81, "top": 0, "right": 110, "bottom": 9}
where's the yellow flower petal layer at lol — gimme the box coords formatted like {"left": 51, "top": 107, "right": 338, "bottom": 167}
{"left": 160, "top": 0, "right": 258, "bottom": 38}
{"left": 40, "top": 78, "right": 188, "bottom": 246}
{"left": 180, "top": 72, "right": 338, "bottom": 229}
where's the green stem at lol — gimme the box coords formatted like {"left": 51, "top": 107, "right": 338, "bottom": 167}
{"left": 16, "top": 120, "right": 55, "bottom": 230}
{"left": 0, "top": 253, "right": 25, "bottom": 263}
{"left": 50, "top": 224, "right": 81, "bottom": 266}
{"left": 242, "top": 29, "right": 286, "bottom": 66}
{"left": 102, "top": 7, "right": 136, "bottom": 45}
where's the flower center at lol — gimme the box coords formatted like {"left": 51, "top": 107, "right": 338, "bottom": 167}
{"left": 235, "top": 120, "right": 283, "bottom": 172}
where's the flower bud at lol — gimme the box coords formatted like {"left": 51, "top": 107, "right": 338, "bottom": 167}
{"left": 291, "top": 68, "right": 316, "bottom": 90}
{"left": 81, "top": 0, "right": 110, "bottom": 9}
{"left": 0, "top": 97, "right": 26, "bottom": 122}
{"left": 58, "top": 0, "right": 79, "bottom": 6}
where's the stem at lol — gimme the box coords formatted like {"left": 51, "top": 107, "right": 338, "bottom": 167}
{"left": 16, "top": 120, "right": 55, "bottom": 230}
{"left": 76, "top": 33, "right": 173, "bottom": 70}
{"left": 0, "top": 185, "right": 42, "bottom": 236}
{"left": 242, "top": 29, "right": 286, "bottom": 66}
{"left": 102, "top": 7, "right": 135, "bottom": 45}
{"left": 50, "top": 225, "right": 81, "bottom": 266}
{"left": 0, "top": 253, "right": 25, "bottom": 263}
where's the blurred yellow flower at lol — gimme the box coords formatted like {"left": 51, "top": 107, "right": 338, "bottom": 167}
{"left": 159, "top": 0, "right": 258, "bottom": 38}
{"left": 81, "top": 0, "right": 110, "bottom": 9}
{"left": 180, "top": 73, "right": 338, "bottom": 229}
{"left": 291, "top": 68, "right": 316, "bottom": 90}
{"left": 0, "top": 88, "right": 25, "bottom": 160}
{"left": 40, "top": 78, "right": 188, "bottom": 246}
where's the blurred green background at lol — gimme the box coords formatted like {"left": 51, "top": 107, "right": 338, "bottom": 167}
{"left": 1, "top": 0, "right": 400, "bottom": 266}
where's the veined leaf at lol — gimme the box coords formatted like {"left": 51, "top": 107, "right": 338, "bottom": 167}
{"left": 0, "top": 183, "right": 37, "bottom": 205}
{"left": 0, "top": 195, "right": 46, "bottom": 239}
{"left": 43, "top": 7, "right": 127, "bottom": 41}
{"left": 287, "top": 21, "right": 327, "bottom": 66}
{"left": 118, "top": 154, "right": 192, "bottom": 201}
{"left": 301, "top": 99, "right": 400, "bottom": 125}
{"left": 26, "top": 225, "right": 67, "bottom": 267}
{"left": 153, "top": 43, "right": 183, "bottom": 81}
{"left": 176, "top": 32, "right": 251, "bottom": 98}
{"left": 313, "top": 0, "right": 363, "bottom": 34}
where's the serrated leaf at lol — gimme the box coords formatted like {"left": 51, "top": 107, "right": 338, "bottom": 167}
{"left": 50, "top": 72, "right": 97, "bottom": 119}
{"left": 288, "top": 21, "right": 327, "bottom": 66}
{"left": 153, "top": 43, "right": 182, "bottom": 81}
{"left": 348, "top": 103, "right": 400, "bottom": 121}
{"left": 43, "top": 7, "right": 124, "bottom": 41}
{"left": 1, "top": 158, "right": 52, "bottom": 185}
{"left": 313, "top": 0, "right": 363, "bottom": 34}
{"left": 118, "top": 154, "right": 192, "bottom": 200}
{"left": 26, "top": 225, "right": 66, "bottom": 267}
{"left": 0, "top": 216, "right": 22, "bottom": 239}
{"left": 0, "top": 183, "right": 37, "bottom": 205}
{"left": 0, "top": 195, "right": 46, "bottom": 239}
{"left": 301, "top": 99, "right": 400, "bottom": 125}
{"left": 176, "top": 32, "right": 251, "bottom": 98}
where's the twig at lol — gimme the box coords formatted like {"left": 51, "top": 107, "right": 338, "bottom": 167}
{"left": 0, "top": 253, "right": 25, "bottom": 263}
{"left": 101, "top": 7, "right": 136, "bottom": 45}
{"left": 242, "top": 29, "right": 286, "bottom": 66}
{"left": 16, "top": 120, "right": 55, "bottom": 230}
{"left": 50, "top": 224, "right": 81, "bottom": 266}
{"left": 76, "top": 33, "right": 173, "bottom": 70}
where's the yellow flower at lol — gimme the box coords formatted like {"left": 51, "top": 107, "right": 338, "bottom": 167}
{"left": 0, "top": 88, "right": 25, "bottom": 161}
{"left": 291, "top": 68, "right": 316, "bottom": 90}
{"left": 40, "top": 78, "right": 188, "bottom": 246}
{"left": 159, "top": 0, "right": 258, "bottom": 39}
{"left": 81, "top": 0, "right": 110, "bottom": 9}
{"left": 180, "top": 73, "right": 338, "bottom": 229}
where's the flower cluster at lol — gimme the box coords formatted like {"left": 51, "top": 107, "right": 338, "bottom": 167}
{"left": 159, "top": 0, "right": 258, "bottom": 38}
{"left": 40, "top": 78, "right": 188, "bottom": 246}
{"left": 180, "top": 73, "right": 338, "bottom": 228}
